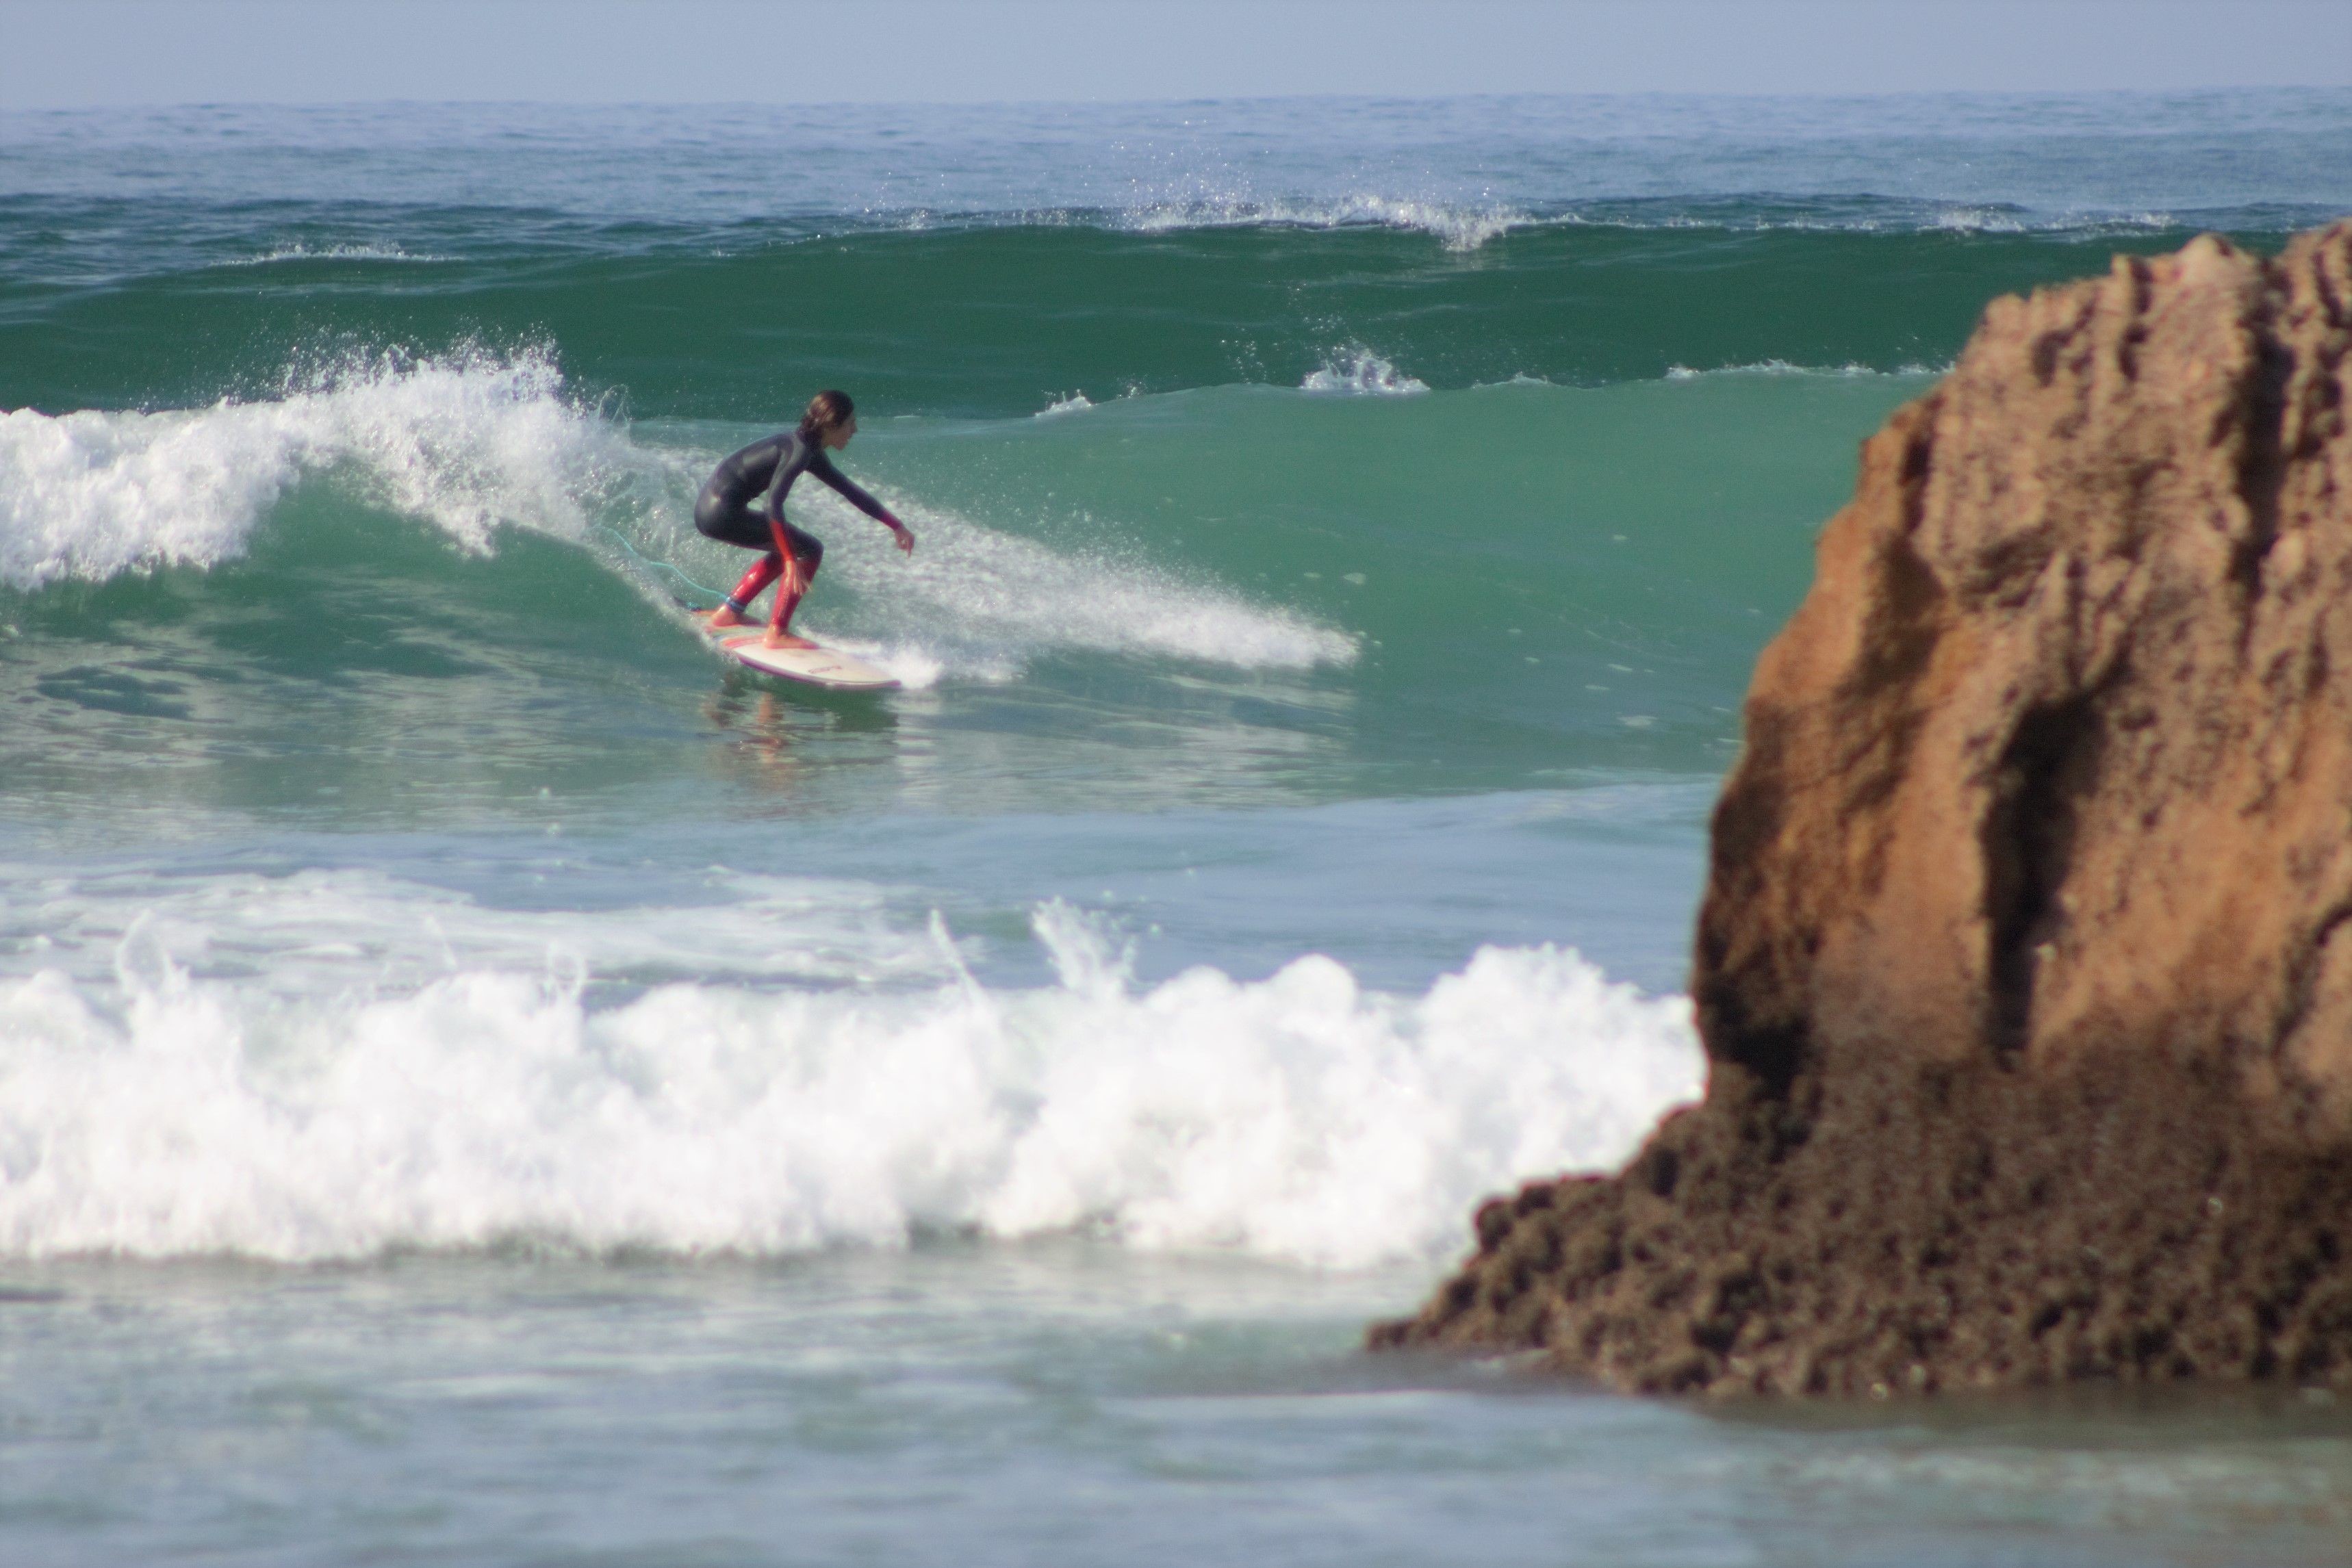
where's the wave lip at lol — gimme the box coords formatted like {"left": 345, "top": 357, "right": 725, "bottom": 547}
{"left": 1300, "top": 349, "right": 1429, "bottom": 398}
{"left": 0, "top": 902, "right": 1703, "bottom": 1268}
{"left": 0, "top": 348, "right": 624, "bottom": 593}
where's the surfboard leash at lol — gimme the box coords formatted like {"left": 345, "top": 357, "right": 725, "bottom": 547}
{"left": 595, "top": 523, "right": 730, "bottom": 609}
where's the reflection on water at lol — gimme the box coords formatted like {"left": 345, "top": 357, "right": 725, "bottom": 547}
{"left": 700, "top": 681, "right": 905, "bottom": 799}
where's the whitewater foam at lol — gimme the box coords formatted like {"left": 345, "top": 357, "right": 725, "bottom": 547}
{"left": 1300, "top": 350, "right": 1429, "bottom": 398}
{"left": 781, "top": 486, "right": 1357, "bottom": 673}
{"left": 0, "top": 899, "right": 1701, "bottom": 1268}
{"left": 0, "top": 348, "right": 653, "bottom": 593}
{"left": 222, "top": 244, "right": 449, "bottom": 266}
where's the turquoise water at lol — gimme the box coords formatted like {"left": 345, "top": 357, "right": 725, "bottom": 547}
{"left": 5, "top": 92, "right": 2351, "bottom": 1564}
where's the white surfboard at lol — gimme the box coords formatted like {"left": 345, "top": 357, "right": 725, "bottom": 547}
{"left": 692, "top": 613, "right": 900, "bottom": 691}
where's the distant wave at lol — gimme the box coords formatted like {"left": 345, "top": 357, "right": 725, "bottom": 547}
{"left": 862, "top": 198, "right": 2215, "bottom": 248}
{"left": 219, "top": 243, "right": 451, "bottom": 267}
{"left": 1530, "top": 201, "right": 2216, "bottom": 238}
{"left": 810, "top": 193, "right": 2250, "bottom": 247}
{"left": 1118, "top": 194, "right": 1526, "bottom": 253}
{"left": 1662, "top": 359, "right": 1948, "bottom": 381}
{"left": 1300, "top": 349, "right": 1429, "bottom": 397}
{"left": 848, "top": 197, "right": 1529, "bottom": 252}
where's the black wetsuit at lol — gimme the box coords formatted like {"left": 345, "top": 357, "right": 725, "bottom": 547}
{"left": 694, "top": 428, "right": 893, "bottom": 570}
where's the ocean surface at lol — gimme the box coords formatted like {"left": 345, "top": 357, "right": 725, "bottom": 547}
{"left": 4, "top": 90, "right": 2351, "bottom": 1565}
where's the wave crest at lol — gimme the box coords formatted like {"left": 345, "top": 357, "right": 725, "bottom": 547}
{"left": 0, "top": 899, "right": 1702, "bottom": 1268}
{"left": 1300, "top": 349, "right": 1429, "bottom": 398}
{"left": 1121, "top": 194, "right": 1524, "bottom": 253}
{"left": 0, "top": 348, "right": 622, "bottom": 593}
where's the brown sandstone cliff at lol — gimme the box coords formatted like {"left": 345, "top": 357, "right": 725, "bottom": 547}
{"left": 1374, "top": 220, "right": 2352, "bottom": 1395}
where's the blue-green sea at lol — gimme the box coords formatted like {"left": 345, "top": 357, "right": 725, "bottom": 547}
{"left": 4, "top": 91, "right": 2351, "bottom": 1565}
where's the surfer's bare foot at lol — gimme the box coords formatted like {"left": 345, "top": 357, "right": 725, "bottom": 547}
{"left": 706, "top": 606, "right": 746, "bottom": 628}
{"left": 763, "top": 631, "right": 817, "bottom": 650}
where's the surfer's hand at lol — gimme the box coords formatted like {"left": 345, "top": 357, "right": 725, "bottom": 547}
{"left": 893, "top": 524, "right": 915, "bottom": 556}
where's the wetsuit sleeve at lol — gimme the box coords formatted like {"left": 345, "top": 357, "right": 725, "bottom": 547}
{"left": 806, "top": 450, "right": 895, "bottom": 524}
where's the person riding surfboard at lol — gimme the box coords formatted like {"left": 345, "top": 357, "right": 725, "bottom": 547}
{"left": 695, "top": 390, "right": 914, "bottom": 649}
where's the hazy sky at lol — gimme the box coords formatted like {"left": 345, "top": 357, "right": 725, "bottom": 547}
{"left": 3, "top": 0, "right": 2347, "bottom": 108}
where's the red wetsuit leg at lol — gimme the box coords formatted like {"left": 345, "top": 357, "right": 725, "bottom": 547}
{"left": 724, "top": 553, "right": 783, "bottom": 613}
{"left": 767, "top": 518, "right": 815, "bottom": 633}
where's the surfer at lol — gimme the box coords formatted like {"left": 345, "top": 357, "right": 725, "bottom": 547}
{"left": 695, "top": 390, "right": 915, "bottom": 649}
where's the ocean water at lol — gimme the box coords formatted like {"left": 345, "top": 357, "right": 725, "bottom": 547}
{"left": 3, "top": 91, "right": 2351, "bottom": 1565}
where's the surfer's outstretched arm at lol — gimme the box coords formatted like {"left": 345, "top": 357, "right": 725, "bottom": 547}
{"left": 809, "top": 453, "right": 915, "bottom": 554}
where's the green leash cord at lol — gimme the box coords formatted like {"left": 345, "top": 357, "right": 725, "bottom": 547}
{"left": 596, "top": 523, "right": 729, "bottom": 610}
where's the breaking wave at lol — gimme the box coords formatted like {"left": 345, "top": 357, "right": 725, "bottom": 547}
{"left": 0, "top": 348, "right": 632, "bottom": 593}
{"left": 0, "top": 349, "right": 1355, "bottom": 677}
{"left": 1300, "top": 350, "right": 1430, "bottom": 397}
{"left": 0, "top": 894, "right": 1702, "bottom": 1268}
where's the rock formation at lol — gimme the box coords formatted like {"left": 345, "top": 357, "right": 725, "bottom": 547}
{"left": 1374, "top": 220, "right": 2352, "bottom": 1394}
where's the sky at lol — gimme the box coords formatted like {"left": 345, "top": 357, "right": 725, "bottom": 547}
{"left": 2, "top": 0, "right": 2347, "bottom": 108}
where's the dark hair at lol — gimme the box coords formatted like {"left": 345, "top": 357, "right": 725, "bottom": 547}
{"left": 798, "top": 389, "right": 856, "bottom": 439}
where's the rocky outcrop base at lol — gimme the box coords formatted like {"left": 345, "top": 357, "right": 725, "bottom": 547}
{"left": 1374, "top": 1057, "right": 2352, "bottom": 1395}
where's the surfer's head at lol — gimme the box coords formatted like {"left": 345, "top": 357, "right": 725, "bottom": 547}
{"left": 800, "top": 389, "right": 858, "bottom": 450}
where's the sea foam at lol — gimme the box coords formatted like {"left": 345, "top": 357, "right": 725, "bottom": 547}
{"left": 0, "top": 348, "right": 638, "bottom": 593}
{"left": 797, "top": 487, "right": 1357, "bottom": 674}
{"left": 222, "top": 244, "right": 450, "bottom": 266}
{"left": 1300, "top": 349, "right": 1429, "bottom": 398}
{"left": 0, "top": 897, "right": 1702, "bottom": 1268}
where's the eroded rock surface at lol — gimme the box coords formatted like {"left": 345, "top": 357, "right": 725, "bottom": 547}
{"left": 1375, "top": 222, "right": 2352, "bottom": 1394}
